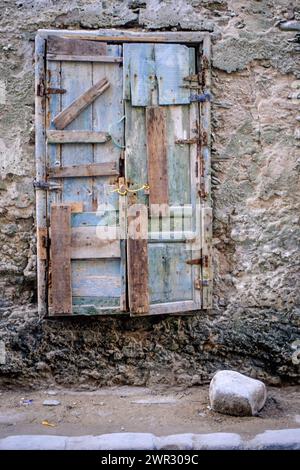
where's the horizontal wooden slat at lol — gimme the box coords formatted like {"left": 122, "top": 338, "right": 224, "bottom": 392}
{"left": 72, "top": 259, "right": 121, "bottom": 298}
{"left": 71, "top": 227, "right": 120, "bottom": 259}
{"left": 47, "top": 53, "right": 122, "bottom": 63}
{"left": 148, "top": 300, "right": 199, "bottom": 316}
{"left": 72, "top": 297, "right": 120, "bottom": 315}
{"left": 48, "top": 162, "right": 118, "bottom": 178}
{"left": 148, "top": 231, "right": 196, "bottom": 241}
{"left": 47, "top": 130, "right": 111, "bottom": 144}
{"left": 71, "top": 211, "right": 118, "bottom": 228}
{"left": 47, "top": 35, "right": 107, "bottom": 55}
{"left": 53, "top": 77, "right": 110, "bottom": 130}
{"left": 41, "top": 29, "right": 206, "bottom": 44}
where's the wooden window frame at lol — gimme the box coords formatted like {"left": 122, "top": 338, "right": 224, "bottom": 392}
{"left": 35, "top": 29, "right": 212, "bottom": 317}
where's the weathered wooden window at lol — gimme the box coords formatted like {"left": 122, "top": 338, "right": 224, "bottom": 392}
{"left": 35, "top": 29, "right": 212, "bottom": 317}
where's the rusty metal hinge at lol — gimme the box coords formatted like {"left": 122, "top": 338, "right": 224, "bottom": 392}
{"left": 46, "top": 87, "right": 66, "bottom": 95}
{"left": 175, "top": 138, "right": 199, "bottom": 145}
{"left": 186, "top": 257, "right": 202, "bottom": 265}
{"left": 37, "top": 227, "right": 48, "bottom": 260}
{"left": 36, "top": 80, "right": 66, "bottom": 97}
{"left": 33, "top": 179, "right": 61, "bottom": 191}
{"left": 181, "top": 84, "right": 203, "bottom": 89}
{"left": 183, "top": 73, "right": 201, "bottom": 82}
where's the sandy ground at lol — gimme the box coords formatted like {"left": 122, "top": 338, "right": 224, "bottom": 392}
{"left": 0, "top": 385, "right": 299, "bottom": 439}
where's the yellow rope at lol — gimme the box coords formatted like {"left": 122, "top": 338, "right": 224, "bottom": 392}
{"left": 112, "top": 183, "right": 150, "bottom": 196}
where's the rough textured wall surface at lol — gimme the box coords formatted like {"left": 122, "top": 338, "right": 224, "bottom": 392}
{"left": 0, "top": 0, "right": 299, "bottom": 387}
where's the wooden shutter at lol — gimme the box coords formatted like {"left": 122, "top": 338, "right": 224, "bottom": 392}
{"left": 124, "top": 43, "right": 210, "bottom": 315}
{"left": 35, "top": 32, "right": 212, "bottom": 317}
{"left": 45, "top": 37, "right": 126, "bottom": 315}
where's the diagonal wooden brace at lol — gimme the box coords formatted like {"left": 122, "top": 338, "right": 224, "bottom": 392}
{"left": 52, "top": 78, "right": 110, "bottom": 130}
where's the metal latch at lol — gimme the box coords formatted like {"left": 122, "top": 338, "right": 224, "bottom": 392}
{"left": 45, "top": 87, "right": 66, "bottom": 95}
{"left": 183, "top": 73, "right": 201, "bottom": 82}
{"left": 194, "top": 278, "right": 210, "bottom": 289}
{"left": 175, "top": 138, "right": 199, "bottom": 145}
{"left": 33, "top": 179, "right": 61, "bottom": 191}
{"left": 36, "top": 80, "right": 66, "bottom": 97}
{"left": 186, "top": 258, "right": 202, "bottom": 265}
{"left": 190, "top": 92, "right": 212, "bottom": 103}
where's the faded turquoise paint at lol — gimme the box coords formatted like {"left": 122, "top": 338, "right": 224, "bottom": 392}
{"left": 72, "top": 259, "right": 121, "bottom": 299}
{"left": 148, "top": 243, "right": 193, "bottom": 303}
{"left": 123, "top": 43, "right": 193, "bottom": 107}
{"left": 71, "top": 211, "right": 119, "bottom": 228}
{"left": 46, "top": 44, "right": 124, "bottom": 315}
{"left": 47, "top": 59, "right": 61, "bottom": 209}
{"left": 125, "top": 43, "right": 201, "bottom": 314}
{"left": 60, "top": 61, "right": 94, "bottom": 211}
{"left": 72, "top": 296, "right": 120, "bottom": 315}
{"left": 93, "top": 45, "right": 123, "bottom": 214}
{"left": 124, "top": 102, "right": 148, "bottom": 206}
{"left": 46, "top": 39, "right": 202, "bottom": 316}
{"left": 155, "top": 44, "right": 191, "bottom": 105}
{"left": 166, "top": 106, "right": 191, "bottom": 206}
{"left": 127, "top": 43, "right": 156, "bottom": 106}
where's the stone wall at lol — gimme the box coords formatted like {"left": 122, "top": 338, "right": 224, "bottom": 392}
{"left": 0, "top": 0, "right": 299, "bottom": 387}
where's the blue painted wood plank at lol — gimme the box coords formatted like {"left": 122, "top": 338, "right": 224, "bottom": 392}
{"left": 124, "top": 43, "right": 156, "bottom": 107}
{"left": 93, "top": 45, "right": 123, "bottom": 164}
{"left": 60, "top": 61, "right": 94, "bottom": 211}
{"left": 92, "top": 45, "right": 125, "bottom": 311}
{"left": 72, "top": 259, "right": 121, "bottom": 298}
{"left": 124, "top": 102, "right": 148, "bottom": 206}
{"left": 71, "top": 211, "right": 118, "bottom": 228}
{"left": 47, "top": 59, "right": 62, "bottom": 209}
{"left": 166, "top": 105, "right": 191, "bottom": 205}
{"left": 155, "top": 44, "right": 191, "bottom": 105}
{"left": 123, "top": 43, "right": 131, "bottom": 101}
{"left": 46, "top": 51, "right": 125, "bottom": 312}
{"left": 148, "top": 243, "right": 193, "bottom": 303}
{"left": 72, "top": 296, "right": 121, "bottom": 315}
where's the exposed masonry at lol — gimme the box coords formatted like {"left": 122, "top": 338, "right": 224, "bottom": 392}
{"left": 0, "top": 0, "right": 299, "bottom": 387}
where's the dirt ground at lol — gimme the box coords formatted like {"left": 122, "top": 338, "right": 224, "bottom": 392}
{"left": 0, "top": 385, "right": 299, "bottom": 439}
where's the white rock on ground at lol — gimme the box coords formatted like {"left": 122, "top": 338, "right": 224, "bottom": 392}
{"left": 209, "top": 370, "right": 267, "bottom": 416}
{"left": 42, "top": 399, "right": 61, "bottom": 406}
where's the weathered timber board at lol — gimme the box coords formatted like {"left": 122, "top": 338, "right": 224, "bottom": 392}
{"left": 127, "top": 194, "right": 149, "bottom": 314}
{"left": 40, "top": 29, "right": 206, "bottom": 44}
{"left": 49, "top": 204, "right": 72, "bottom": 315}
{"left": 48, "top": 162, "right": 118, "bottom": 178}
{"left": 47, "top": 54, "right": 122, "bottom": 63}
{"left": 71, "top": 226, "right": 120, "bottom": 259}
{"left": 47, "top": 130, "right": 110, "bottom": 143}
{"left": 47, "top": 35, "right": 107, "bottom": 56}
{"left": 146, "top": 106, "right": 169, "bottom": 207}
